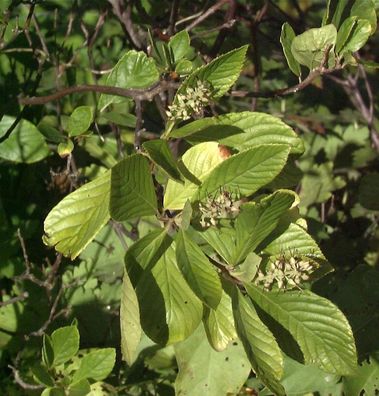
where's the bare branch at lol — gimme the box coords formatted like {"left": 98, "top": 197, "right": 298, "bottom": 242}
{"left": 0, "top": 292, "right": 29, "bottom": 308}
{"left": 185, "top": 0, "right": 229, "bottom": 31}
{"left": 19, "top": 81, "right": 178, "bottom": 106}
{"left": 107, "top": 0, "right": 143, "bottom": 49}
{"left": 8, "top": 365, "right": 43, "bottom": 391}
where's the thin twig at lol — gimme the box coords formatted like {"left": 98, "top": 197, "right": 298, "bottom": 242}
{"left": 8, "top": 365, "right": 43, "bottom": 391}
{"left": 107, "top": 0, "right": 143, "bottom": 49}
{"left": 19, "top": 80, "right": 178, "bottom": 106}
{"left": 29, "top": 284, "right": 66, "bottom": 337}
{"left": 0, "top": 292, "right": 29, "bottom": 308}
{"left": 168, "top": 0, "right": 180, "bottom": 36}
{"left": 134, "top": 99, "right": 143, "bottom": 150}
{"left": 185, "top": 0, "right": 229, "bottom": 31}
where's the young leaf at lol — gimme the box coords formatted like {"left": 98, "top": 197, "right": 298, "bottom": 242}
{"left": 175, "top": 325, "right": 250, "bottom": 396}
{"left": 51, "top": 325, "right": 80, "bottom": 366}
{"left": 32, "top": 364, "right": 55, "bottom": 387}
{"left": 246, "top": 284, "right": 358, "bottom": 375}
{"left": 176, "top": 229, "right": 222, "bottom": 309}
{"left": 291, "top": 24, "right": 337, "bottom": 70}
{"left": 168, "top": 30, "right": 191, "bottom": 62}
{"left": 98, "top": 50, "right": 159, "bottom": 110}
{"left": 72, "top": 348, "right": 116, "bottom": 383}
{"left": 0, "top": 116, "right": 49, "bottom": 163}
{"left": 350, "top": 0, "right": 377, "bottom": 34}
{"left": 134, "top": 243, "right": 203, "bottom": 345}
{"left": 170, "top": 111, "right": 304, "bottom": 154}
{"left": 232, "top": 288, "right": 285, "bottom": 396}
{"left": 203, "top": 288, "right": 237, "bottom": 351}
{"left": 232, "top": 190, "right": 297, "bottom": 265}
{"left": 67, "top": 379, "right": 91, "bottom": 395}
{"left": 331, "top": 0, "right": 349, "bottom": 28}
{"left": 164, "top": 142, "right": 226, "bottom": 210}
{"left": 175, "top": 45, "right": 248, "bottom": 99}
{"left": 110, "top": 154, "right": 157, "bottom": 221}
{"left": 43, "top": 171, "right": 110, "bottom": 259}
{"left": 42, "top": 334, "right": 54, "bottom": 369}
{"left": 197, "top": 144, "right": 291, "bottom": 200}
{"left": 120, "top": 271, "right": 142, "bottom": 366}
{"left": 67, "top": 106, "right": 94, "bottom": 137}
{"left": 142, "top": 140, "right": 182, "bottom": 182}
{"left": 280, "top": 23, "right": 301, "bottom": 77}
{"left": 336, "top": 17, "right": 371, "bottom": 56}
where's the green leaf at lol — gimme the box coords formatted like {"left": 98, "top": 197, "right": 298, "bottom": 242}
{"left": 32, "top": 364, "right": 55, "bottom": 387}
{"left": 168, "top": 30, "right": 191, "bottom": 62}
{"left": 331, "top": 0, "right": 349, "bottom": 28}
{"left": 263, "top": 222, "right": 325, "bottom": 259}
{"left": 343, "top": 356, "right": 379, "bottom": 395}
{"left": 203, "top": 288, "right": 237, "bottom": 351}
{"left": 337, "top": 17, "right": 372, "bottom": 55}
{"left": 281, "top": 355, "right": 341, "bottom": 395}
{"left": 51, "top": 325, "right": 80, "bottom": 366}
{"left": 164, "top": 142, "right": 226, "bottom": 210}
{"left": 125, "top": 229, "right": 171, "bottom": 283}
{"left": 199, "top": 226, "right": 236, "bottom": 265}
{"left": 110, "top": 154, "right": 157, "bottom": 221}
{"left": 98, "top": 50, "right": 159, "bottom": 110}
{"left": 0, "top": 115, "right": 49, "bottom": 163}
{"left": 170, "top": 111, "right": 304, "bottom": 154}
{"left": 169, "top": 45, "right": 247, "bottom": 120}
{"left": 359, "top": 173, "right": 379, "bottom": 210}
{"left": 142, "top": 140, "right": 182, "bottom": 182}
{"left": 132, "top": 243, "right": 203, "bottom": 345}
{"left": 43, "top": 171, "right": 110, "bottom": 259}
{"left": 42, "top": 334, "right": 54, "bottom": 369}
{"left": 197, "top": 144, "right": 290, "bottom": 200}
{"left": 291, "top": 24, "right": 337, "bottom": 70}
{"left": 120, "top": 271, "right": 141, "bottom": 366}
{"left": 175, "top": 325, "right": 250, "bottom": 396}
{"left": 80, "top": 135, "right": 118, "bottom": 168}
{"left": 280, "top": 23, "right": 301, "bottom": 77}
{"left": 67, "top": 106, "right": 94, "bottom": 137}
{"left": 247, "top": 284, "right": 358, "bottom": 375}
{"left": 232, "top": 190, "right": 297, "bottom": 265}
{"left": 175, "top": 58, "right": 193, "bottom": 75}
{"left": 72, "top": 348, "right": 116, "bottom": 383}
{"left": 41, "top": 388, "right": 65, "bottom": 396}
{"left": 57, "top": 139, "right": 74, "bottom": 157}
{"left": 176, "top": 229, "right": 222, "bottom": 309}
{"left": 232, "top": 288, "right": 285, "bottom": 396}
{"left": 351, "top": 0, "right": 377, "bottom": 34}
{"left": 67, "top": 379, "right": 91, "bottom": 396}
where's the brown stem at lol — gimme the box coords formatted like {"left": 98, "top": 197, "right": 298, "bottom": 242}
{"left": 185, "top": 0, "right": 229, "bottom": 31}
{"left": 19, "top": 81, "right": 178, "bottom": 106}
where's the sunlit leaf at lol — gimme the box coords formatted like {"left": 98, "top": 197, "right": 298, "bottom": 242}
{"left": 176, "top": 229, "right": 222, "bottom": 309}
{"left": 0, "top": 116, "right": 49, "bottom": 163}
{"left": 171, "top": 112, "right": 303, "bottom": 154}
{"left": 247, "top": 284, "right": 358, "bottom": 375}
{"left": 110, "top": 154, "right": 157, "bottom": 221}
{"left": 175, "top": 325, "right": 250, "bottom": 396}
{"left": 197, "top": 144, "right": 290, "bottom": 200}
{"left": 232, "top": 288, "right": 285, "bottom": 395}
{"left": 43, "top": 171, "right": 110, "bottom": 259}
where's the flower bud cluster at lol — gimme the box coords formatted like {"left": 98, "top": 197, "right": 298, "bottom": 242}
{"left": 199, "top": 190, "right": 240, "bottom": 228}
{"left": 166, "top": 80, "right": 212, "bottom": 121}
{"left": 255, "top": 256, "right": 314, "bottom": 290}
